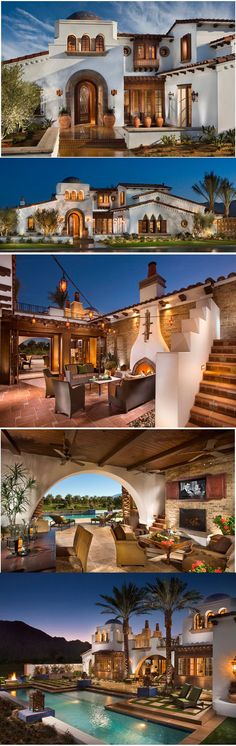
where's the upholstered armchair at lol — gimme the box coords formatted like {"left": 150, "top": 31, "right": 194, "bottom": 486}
{"left": 182, "top": 534, "right": 234, "bottom": 571}
{"left": 53, "top": 380, "right": 85, "bottom": 418}
{"left": 110, "top": 524, "right": 146, "bottom": 567}
{"left": 43, "top": 368, "right": 59, "bottom": 398}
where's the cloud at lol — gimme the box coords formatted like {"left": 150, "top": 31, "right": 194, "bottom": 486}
{"left": 114, "top": 1, "right": 235, "bottom": 33}
{"left": 1, "top": 7, "right": 54, "bottom": 59}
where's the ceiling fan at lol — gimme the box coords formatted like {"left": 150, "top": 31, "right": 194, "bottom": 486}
{"left": 53, "top": 434, "right": 85, "bottom": 467}
{"left": 187, "top": 438, "right": 232, "bottom": 463}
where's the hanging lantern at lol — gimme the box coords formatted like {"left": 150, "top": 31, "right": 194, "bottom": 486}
{"left": 59, "top": 275, "right": 68, "bottom": 293}
{"left": 89, "top": 310, "right": 93, "bottom": 320}
{"left": 31, "top": 316, "right": 36, "bottom": 325}
{"left": 66, "top": 321, "right": 70, "bottom": 328}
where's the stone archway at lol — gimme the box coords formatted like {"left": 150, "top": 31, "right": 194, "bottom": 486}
{"left": 65, "top": 209, "right": 86, "bottom": 239}
{"left": 135, "top": 653, "right": 167, "bottom": 678}
{"left": 66, "top": 69, "right": 108, "bottom": 126}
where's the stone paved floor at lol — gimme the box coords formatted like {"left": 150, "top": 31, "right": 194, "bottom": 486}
{"left": 0, "top": 382, "right": 155, "bottom": 428}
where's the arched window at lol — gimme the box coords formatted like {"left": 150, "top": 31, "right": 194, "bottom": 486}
{"left": 206, "top": 611, "right": 214, "bottom": 629}
{"left": 194, "top": 613, "right": 204, "bottom": 631}
{"left": 218, "top": 607, "right": 227, "bottom": 615}
{"left": 138, "top": 214, "right": 149, "bottom": 234}
{"left": 65, "top": 191, "right": 70, "bottom": 200}
{"left": 95, "top": 34, "right": 104, "bottom": 52}
{"left": 81, "top": 35, "right": 90, "bottom": 52}
{"left": 71, "top": 190, "right": 77, "bottom": 201}
{"left": 67, "top": 35, "right": 76, "bottom": 53}
{"left": 78, "top": 190, "right": 84, "bottom": 201}
{"left": 149, "top": 214, "right": 156, "bottom": 233}
{"left": 27, "top": 216, "right": 35, "bottom": 231}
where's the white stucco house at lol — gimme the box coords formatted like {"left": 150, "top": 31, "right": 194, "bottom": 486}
{"left": 2, "top": 10, "right": 235, "bottom": 143}
{"left": 16, "top": 176, "right": 216, "bottom": 240}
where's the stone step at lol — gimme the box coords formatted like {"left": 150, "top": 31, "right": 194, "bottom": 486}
{"left": 203, "top": 370, "right": 236, "bottom": 384}
{"left": 195, "top": 391, "right": 236, "bottom": 417}
{"left": 189, "top": 405, "right": 236, "bottom": 427}
{"left": 209, "top": 353, "right": 236, "bottom": 363}
{"left": 200, "top": 380, "right": 236, "bottom": 400}
{"left": 213, "top": 339, "right": 236, "bottom": 345}
{"left": 206, "top": 361, "right": 236, "bottom": 372}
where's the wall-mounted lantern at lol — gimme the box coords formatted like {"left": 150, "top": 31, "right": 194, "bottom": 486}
{"left": 191, "top": 91, "right": 199, "bottom": 102}
{"left": 56, "top": 89, "right": 63, "bottom": 97}
{"left": 232, "top": 657, "right": 236, "bottom": 677}
{"left": 59, "top": 275, "right": 68, "bottom": 293}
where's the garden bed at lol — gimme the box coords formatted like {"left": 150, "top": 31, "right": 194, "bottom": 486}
{"left": 0, "top": 696, "right": 74, "bottom": 744}
{"left": 133, "top": 143, "right": 235, "bottom": 158}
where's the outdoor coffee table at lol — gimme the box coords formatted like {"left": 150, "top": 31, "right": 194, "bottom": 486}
{"left": 141, "top": 535, "right": 192, "bottom": 565}
{"left": 1, "top": 531, "right": 56, "bottom": 573}
{"left": 89, "top": 376, "right": 121, "bottom": 396}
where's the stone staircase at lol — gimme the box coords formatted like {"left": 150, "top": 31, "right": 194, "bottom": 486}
{"left": 59, "top": 134, "right": 126, "bottom": 156}
{"left": 149, "top": 516, "right": 167, "bottom": 533}
{"left": 187, "top": 339, "right": 236, "bottom": 427}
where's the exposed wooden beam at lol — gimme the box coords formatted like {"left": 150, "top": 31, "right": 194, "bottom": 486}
{"left": 2, "top": 429, "right": 21, "bottom": 455}
{"left": 0, "top": 266, "right": 11, "bottom": 277}
{"left": 98, "top": 432, "right": 144, "bottom": 466}
{"left": 126, "top": 434, "right": 218, "bottom": 471}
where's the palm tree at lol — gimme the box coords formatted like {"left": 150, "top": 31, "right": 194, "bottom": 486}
{"left": 96, "top": 582, "right": 145, "bottom": 677}
{"left": 192, "top": 171, "right": 221, "bottom": 212}
{"left": 218, "top": 178, "right": 236, "bottom": 218}
{"left": 48, "top": 285, "right": 68, "bottom": 309}
{"left": 145, "top": 578, "right": 202, "bottom": 690}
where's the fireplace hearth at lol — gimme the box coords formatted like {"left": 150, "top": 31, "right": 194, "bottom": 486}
{"left": 132, "top": 358, "right": 156, "bottom": 375}
{"left": 179, "top": 508, "right": 206, "bottom": 533}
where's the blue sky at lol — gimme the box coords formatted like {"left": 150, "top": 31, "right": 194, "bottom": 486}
{"left": 16, "top": 254, "right": 236, "bottom": 314}
{"left": 48, "top": 473, "right": 121, "bottom": 497}
{"left": 2, "top": 1, "right": 234, "bottom": 59}
{"left": 1, "top": 158, "right": 236, "bottom": 209}
{"left": 0, "top": 573, "right": 235, "bottom": 642}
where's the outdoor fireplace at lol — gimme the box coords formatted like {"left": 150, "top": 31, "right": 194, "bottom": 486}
{"left": 132, "top": 358, "right": 156, "bottom": 376}
{"left": 179, "top": 508, "right": 207, "bottom": 533}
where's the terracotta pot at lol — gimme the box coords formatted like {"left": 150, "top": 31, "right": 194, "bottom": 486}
{"left": 59, "top": 115, "right": 71, "bottom": 130}
{"left": 156, "top": 116, "right": 164, "bottom": 127}
{"left": 144, "top": 116, "right": 152, "bottom": 128}
{"left": 103, "top": 113, "right": 115, "bottom": 129}
{"left": 133, "top": 116, "right": 141, "bottom": 128}
{"left": 2, "top": 139, "right": 12, "bottom": 148}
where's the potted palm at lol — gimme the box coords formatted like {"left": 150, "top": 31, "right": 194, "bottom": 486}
{"left": 1, "top": 463, "right": 36, "bottom": 539}
{"left": 58, "top": 107, "right": 71, "bottom": 130}
{"left": 103, "top": 108, "right": 116, "bottom": 128}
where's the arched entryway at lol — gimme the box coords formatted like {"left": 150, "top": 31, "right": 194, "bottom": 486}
{"left": 135, "top": 654, "right": 167, "bottom": 679}
{"left": 75, "top": 81, "right": 97, "bottom": 125}
{"left": 66, "top": 69, "right": 108, "bottom": 126}
{"left": 65, "top": 210, "right": 86, "bottom": 238}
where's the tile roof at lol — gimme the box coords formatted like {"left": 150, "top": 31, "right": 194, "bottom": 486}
{"left": 110, "top": 199, "right": 198, "bottom": 214}
{"left": 157, "top": 53, "right": 235, "bottom": 76}
{"left": 2, "top": 50, "right": 49, "bottom": 64}
{"left": 167, "top": 19, "right": 234, "bottom": 33}
{"left": 209, "top": 33, "right": 235, "bottom": 46}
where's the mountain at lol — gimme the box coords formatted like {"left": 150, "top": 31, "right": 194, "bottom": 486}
{"left": 203, "top": 200, "right": 236, "bottom": 216}
{"left": 0, "top": 620, "right": 91, "bottom": 663}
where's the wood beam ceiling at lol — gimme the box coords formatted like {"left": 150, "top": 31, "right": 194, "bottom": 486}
{"left": 97, "top": 432, "right": 144, "bottom": 466}
{"left": 126, "top": 434, "right": 229, "bottom": 470}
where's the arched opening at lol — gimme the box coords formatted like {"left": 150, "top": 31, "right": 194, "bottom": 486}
{"left": 67, "top": 35, "right": 76, "bottom": 53}
{"left": 218, "top": 607, "right": 227, "bottom": 615}
{"left": 95, "top": 34, "right": 104, "bottom": 52}
{"left": 65, "top": 210, "right": 85, "bottom": 239}
{"left": 27, "top": 216, "right": 35, "bottom": 231}
{"left": 65, "top": 190, "right": 70, "bottom": 201}
{"left": 194, "top": 612, "right": 204, "bottom": 631}
{"left": 81, "top": 35, "right": 90, "bottom": 52}
{"left": 157, "top": 214, "right": 167, "bottom": 234}
{"left": 78, "top": 190, "right": 84, "bottom": 201}
{"left": 135, "top": 654, "right": 167, "bottom": 680}
{"left": 205, "top": 611, "right": 214, "bottom": 629}
{"left": 138, "top": 214, "right": 149, "bottom": 234}
{"left": 43, "top": 473, "right": 123, "bottom": 522}
{"left": 149, "top": 214, "right": 156, "bottom": 233}
{"left": 74, "top": 80, "right": 97, "bottom": 125}
{"left": 71, "top": 190, "right": 77, "bottom": 201}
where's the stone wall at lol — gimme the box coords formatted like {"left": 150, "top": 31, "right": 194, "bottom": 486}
{"left": 212, "top": 280, "right": 236, "bottom": 339}
{"left": 165, "top": 454, "right": 234, "bottom": 535}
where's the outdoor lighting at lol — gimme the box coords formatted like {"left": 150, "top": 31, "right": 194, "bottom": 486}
{"left": 56, "top": 89, "right": 63, "bottom": 97}
{"left": 108, "top": 327, "right": 112, "bottom": 333}
{"left": 89, "top": 310, "right": 93, "bottom": 320}
{"left": 59, "top": 275, "right": 68, "bottom": 293}
{"left": 111, "top": 89, "right": 117, "bottom": 96}
{"left": 232, "top": 657, "right": 236, "bottom": 676}
{"left": 192, "top": 91, "right": 199, "bottom": 102}
{"left": 168, "top": 92, "right": 174, "bottom": 99}
{"left": 31, "top": 316, "right": 36, "bottom": 325}
{"left": 101, "top": 321, "right": 105, "bottom": 330}
{"left": 66, "top": 321, "right": 70, "bottom": 328}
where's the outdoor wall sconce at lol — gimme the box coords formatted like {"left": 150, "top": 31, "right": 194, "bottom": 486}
{"left": 159, "top": 300, "right": 167, "bottom": 307}
{"left": 108, "top": 327, "right": 112, "bottom": 333}
{"left": 191, "top": 91, "right": 199, "bottom": 102}
{"left": 101, "top": 322, "right": 105, "bottom": 330}
{"left": 56, "top": 89, "right": 63, "bottom": 97}
{"left": 232, "top": 657, "right": 236, "bottom": 676}
{"left": 111, "top": 89, "right": 117, "bottom": 96}
{"left": 66, "top": 321, "right": 70, "bottom": 328}
{"left": 179, "top": 293, "right": 187, "bottom": 301}
{"left": 59, "top": 275, "right": 68, "bottom": 293}
{"left": 88, "top": 310, "right": 93, "bottom": 320}
{"left": 168, "top": 92, "right": 174, "bottom": 99}
{"left": 31, "top": 317, "right": 36, "bottom": 325}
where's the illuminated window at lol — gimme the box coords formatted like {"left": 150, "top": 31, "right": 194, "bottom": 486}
{"left": 98, "top": 193, "right": 110, "bottom": 206}
{"left": 71, "top": 190, "right": 77, "bottom": 201}
{"left": 65, "top": 191, "right": 70, "bottom": 200}
{"left": 120, "top": 191, "right": 125, "bottom": 206}
{"left": 180, "top": 33, "right": 192, "bottom": 62}
{"left": 78, "top": 190, "right": 84, "bottom": 201}
{"left": 138, "top": 215, "right": 149, "bottom": 233}
{"left": 27, "top": 216, "right": 35, "bottom": 231}
{"left": 194, "top": 613, "right": 204, "bottom": 631}
{"left": 67, "top": 35, "right": 76, "bottom": 52}
{"left": 149, "top": 214, "right": 156, "bottom": 233}
{"left": 95, "top": 34, "right": 104, "bottom": 52}
{"left": 137, "top": 44, "right": 145, "bottom": 59}
{"left": 206, "top": 611, "right": 214, "bottom": 629}
{"left": 147, "top": 45, "right": 156, "bottom": 60}
{"left": 218, "top": 607, "right": 227, "bottom": 615}
{"left": 81, "top": 35, "right": 90, "bottom": 52}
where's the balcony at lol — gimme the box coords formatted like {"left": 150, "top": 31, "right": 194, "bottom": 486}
{"left": 134, "top": 58, "right": 160, "bottom": 71}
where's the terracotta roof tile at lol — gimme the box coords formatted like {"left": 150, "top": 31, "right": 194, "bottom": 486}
{"left": 157, "top": 53, "right": 235, "bottom": 76}
{"left": 2, "top": 50, "right": 49, "bottom": 64}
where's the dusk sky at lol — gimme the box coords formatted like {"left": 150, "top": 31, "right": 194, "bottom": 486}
{"left": 2, "top": 1, "right": 234, "bottom": 59}
{"left": 1, "top": 159, "right": 236, "bottom": 206}
{"left": 0, "top": 573, "right": 235, "bottom": 643}
{"left": 15, "top": 254, "right": 236, "bottom": 313}
{"left": 48, "top": 473, "right": 121, "bottom": 498}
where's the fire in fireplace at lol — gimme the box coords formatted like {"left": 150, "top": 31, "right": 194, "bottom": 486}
{"left": 179, "top": 508, "right": 206, "bottom": 533}
{"left": 132, "top": 358, "right": 155, "bottom": 376}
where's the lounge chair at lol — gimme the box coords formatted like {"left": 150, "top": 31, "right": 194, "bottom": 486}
{"left": 176, "top": 686, "right": 203, "bottom": 709}
{"left": 54, "top": 380, "right": 85, "bottom": 418}
{"left": 48, "top": 514, "right": 75, "bottom": 530}
{"left": 171, "top": 683, "right": 191, "bottom": 701}
{"left": 56, "top": 524, "right": 93, "bottom": 572}
{"left": 91, "top": 511, "right": 117, "bottom": 526}
{"left": 43, "top": 368, "right": 59, "bottom": 398}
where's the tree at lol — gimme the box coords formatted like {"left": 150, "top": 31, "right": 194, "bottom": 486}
{"left": 1, "top": 463, "right": 36, "bottom": 536}
{"left": 48, "top": 284, "right": 69, "bottom": 309}
{"left": 0, "top": 208, "right": 17, "bottom": 236}
{"left": 145, "top": 578, "right": 202, "bottom": 689}
{"left": 96, "top": 582, "right": 145, "bottom": 677}
{"left": 192, "top": 172, "right": 221, "bottom": 212}
{"left": 193, "top": 212, "right": 214, "bottom": 237}
{"left": 34, "top": 208, "right": 59, "bottom": 237}
{"left": 2, "top": 64, "right": 40, "bottom": 138}
{"left": 218, "top": 178, "right": 236, "bottom": 218}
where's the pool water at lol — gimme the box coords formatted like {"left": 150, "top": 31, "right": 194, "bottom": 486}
{"left": 44, "top": 510, "right": 106, "bottom": 521}
{"left": 11, "top": 688, "right": 190, "bottom": 744}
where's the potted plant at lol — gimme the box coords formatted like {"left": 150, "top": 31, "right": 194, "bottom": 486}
{"left": 103, "top": 108, "right": 116, "bottom": 128}
{"left": 213, "top": 514, "right": 235, "bottom": 536}
{"left": 58, "top": 107, "right": 71, "bottom": 130}
{"left": 144, "top": 114, "right": 152, "bottom": 128}
{"left": 133, "top": 114, "right": 141, "bottom": 128}
{"left": 190, "top": 560, "right": 224, "bottom": 573}
{"left": 1, "top": 463, "right": 36, "bottom": 539}
{"left": 156, "top": 114, "right": 164, "bottom": 127}
{"left": 104, "top": 352, "right": 119, "bottom": 376}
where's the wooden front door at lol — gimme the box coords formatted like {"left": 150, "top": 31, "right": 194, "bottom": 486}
{"left": 68, "top": 213, "right": 81, "bottom": 238}
{"left": 75, "top": 82, "right": 96, "bottom": 125}
{"left": 178, "top": 85, "right": 192, "bottom": 127}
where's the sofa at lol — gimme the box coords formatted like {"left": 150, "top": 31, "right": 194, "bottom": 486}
{"left": 64, "top": 363, "right": 98, "bottom": 385}
{"left": 182, "top": 534, "right": 234, "bottom": 571}
{"left": 110, "top": 524, "right": 146, "bottom": 567}
{"left": 108, "top": 373, "right": 155, "bottom": 413}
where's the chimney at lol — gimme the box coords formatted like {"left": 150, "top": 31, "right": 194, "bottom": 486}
{"left": 19, "top": 196, "right": 26, "bottom": 206}
{"left": 144, "top": 620, "right": 149, "bottom": 629}
{"left": 74, "top": 291, "right": 80, "bottom": 302}
{"left": 139, "top": 262, "right": 166, "bottom": 303}
{"left": 155, "top": 623, "right": 160, "bottom": 632}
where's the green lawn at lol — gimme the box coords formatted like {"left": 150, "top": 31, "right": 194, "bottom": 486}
{"left": 202, "top": 717, "right": 236, "bottom": 744}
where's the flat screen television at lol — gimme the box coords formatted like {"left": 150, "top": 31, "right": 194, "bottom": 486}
{"left": 179, "top": 477, "right": 206, "bottom": 500}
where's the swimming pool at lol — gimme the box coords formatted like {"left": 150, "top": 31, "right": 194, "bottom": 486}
{"left": 11, "top": 688, "right": 191, "bottom": 744}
